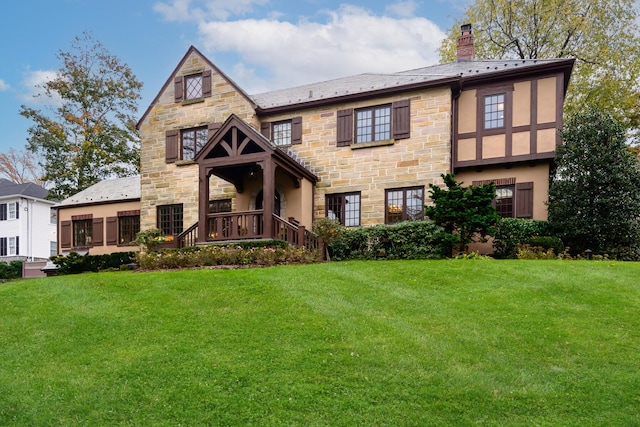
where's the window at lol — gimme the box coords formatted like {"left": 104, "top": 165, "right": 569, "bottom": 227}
{"left": 50, "top": 241, "right": 57, "bottom": 257}
{"left": 158, "top": 204, "right": 183, "bottom": 236}
{"left": 184, "top": 73, "right": 203, "bottom": 100}
{"left": 181, "top": 127, "right": 208, "bottom": 160}
{"left": 495, "top": 185, "right": 515, "bottom": 218}
{"left": 209, "top": 199, "right": 232, "bottom": 214}
{"left": 119, "top": 215, "right": 140, "bottom": 245}
{"left": 272, "top": 121, "right": 292, "bottom": 146}
{"left": 50, "top": 208, "right": 57, "bottom": 224}
{"left": 8, "top": 203, "right": 16, "bottom": 220}
{"left": 174, "top": 70, "right": 211, "bottom": 103}
{"left": 73, "top": 219, "right": 93, "bottom": 247}
{"left": 326, "top": 192, "right": 360, "bottom": 227}
{"left": 260, "top": 117, "right": 302, "bottom": 146}
{"left": 385, "top": 187, "right": 424, "bottom": 224}
{"left": 337, "top": 100, "right": 410, "bottom": 146}
{"left": 8, "top": 237, "right": 17, "bottom": 255}
{"left": 356, "top": 105, "right": 391, "bottom": 143}
{"left": 484, "top": 94, "right": 505, "bottom": 129}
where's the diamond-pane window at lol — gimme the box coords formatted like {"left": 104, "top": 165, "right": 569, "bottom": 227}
{"left": 185, "top": 74, "right": 203, "bottom": 100}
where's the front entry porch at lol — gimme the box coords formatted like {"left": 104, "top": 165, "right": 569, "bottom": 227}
{"left": 177, "top": 114, "right": 318, "bottom": 249}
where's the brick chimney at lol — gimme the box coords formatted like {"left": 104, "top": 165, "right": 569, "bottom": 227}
{"left": 456, "top": 24, "right": 475, "bottom": 62}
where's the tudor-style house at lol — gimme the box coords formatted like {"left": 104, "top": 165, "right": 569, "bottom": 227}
{"left": 136, "top": 25, "right": 574, "bottom": 248}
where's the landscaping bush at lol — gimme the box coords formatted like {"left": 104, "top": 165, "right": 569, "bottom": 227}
{"left": 52, "top": 252, "right": 137, "bottom": 275}
{"left": 0, "top": 261, "right": 23, "bottom": 280}
{"left": 492, "top": 218, "right": 551, "bottom": 258}
{"left": 516, "top": 244, "right": 558, "bottom": 260}
{"left": 328, "top": 221, "right": 448, "bottom": 261}
{"left": 136, "top": 242, "right": 320, "bottom": 270}
{"left": 528, "top": 236, "right": 564, "bottom": 256}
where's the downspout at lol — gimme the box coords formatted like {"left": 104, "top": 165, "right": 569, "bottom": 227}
{"left": 450, "top": 78, "right": 463, "bottom": 175}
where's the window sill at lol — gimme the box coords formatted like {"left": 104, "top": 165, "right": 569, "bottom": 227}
{"left": 175, "top": 159, "right": 196, "bottom": 166}
{"left": 181, "top": 98, "right": 205, "bottom": 106}
{"left": 350, "top": 139, "right": 395, "bottom": 150}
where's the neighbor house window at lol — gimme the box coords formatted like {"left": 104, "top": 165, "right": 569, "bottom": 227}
{"left": 356, "top": 105, "right": 391, "bottom": 143}
{"left": 8, "top": 237, "right": 17, "bottom": 256}
{"left": 181, "top": 127, "right": 208, "bottom": 160}
{"left": 50, "top": 241, "right": 57, "bottom": 257}
{"left": 8, "top": 203, "right": 17, "bottom": 220}
{"left": 119, "top": 215, "right": 140, "bottom": 245}
{"left": 209, "top": 199, "right": 232, "bottom": 214}
{"left": 157, "top": 204, "right": 183, "bottom": 236}
{"left": 385, "top": 187, "right": 424, "bottom": 224}
{"left": 50, "top": 208, "right": 57, "bottom": 224}
{"left": 495, "top": 185, "right": 515, "bottom": 218}
{"left": 484, "top": 94, "right": 505, "bottom": 129}
{"left": 272, "top": 120, "right": 292, "bottom": 146}
{"left": 184, "top": 73, "right": 203, "bottom": 100}
{"left": 326, "top": 192, "right": 361, "bottom": 227}
{"left": 73, "top": 219, "right": 93, "bottom": 247}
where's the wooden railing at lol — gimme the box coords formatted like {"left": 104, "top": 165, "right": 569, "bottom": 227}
{"left": 207, "top": 210, "right": 264, "bottom": 241}
{"left": 176, "top": 211, "right": 318, "bottom": 250}
{"left": 177, "top": 222, "right": 199, "bottom": 248}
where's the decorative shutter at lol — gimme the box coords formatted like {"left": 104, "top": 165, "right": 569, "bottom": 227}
{"left": 15, "top": 202, "right": 19, "bottom": 219}
{"left": 0, "top": 204, "right": 6, "bottom": 221}
{"left": 392, "top": 99, "right": 410, "bottom": 139}
{"left": 174, "top": 76, "right": 184, "bottom": 102}
{"left": 515, "top": 182, "right": 534, "bottom": 219}
{"left": 15, "top": 236, "right": 19, "bottom": 255}
{"left": 60, "top": 221, "right": 71, "bottom": 249}
{"left": 106, "top": 217, "right": 118, "bottom": 246}
{"left": 260, "top": 122, "right": 271, "bottom": 140}
{"left": 291, "top": 116, "right": 302, "bottom": 145}
{"left": 0, "top": 238, "right": 6, "bottom": 256}
{"left": 92, "top": 218, "right": 104, "bottom": 246}
{"left": 166, "top": 130, "right": 179, "bottom": 163}
{"left": 337, "top": 109, "right": 353, "bottom": 146}
{"left": 202, "top": 70, "right": 212, "bottom": 97}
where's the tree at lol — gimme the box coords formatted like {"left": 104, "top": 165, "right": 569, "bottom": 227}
{"left": 439, "top": 0, "right": 640, "bottom": 133}
{"left": 425, "top": 174, "right": 500, "bottom": 254}
{"left": 20, "top": 32, "right": 142, "bottom": 200}
{"left": 547, "top": 107, "right": 640, "bottom": 255}
{"left": 0, "top": 148, "right": 47, "bottom": 187}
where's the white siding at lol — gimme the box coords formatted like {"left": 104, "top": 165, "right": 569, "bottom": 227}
{"left": 0, "top": 197, "right": 57, "bottom": 261}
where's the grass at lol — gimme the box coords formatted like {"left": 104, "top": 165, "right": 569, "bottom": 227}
{"left": 1, "top": 260, "right": 640, "bottom": 426}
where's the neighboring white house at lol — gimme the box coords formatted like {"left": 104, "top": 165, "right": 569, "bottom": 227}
{"left": 0, "top": 179, "right": 57, "bottom": 262}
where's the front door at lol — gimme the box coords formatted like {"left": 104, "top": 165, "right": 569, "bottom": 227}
{"left": 256, "top": 190, "right": 281, "bottom": 216}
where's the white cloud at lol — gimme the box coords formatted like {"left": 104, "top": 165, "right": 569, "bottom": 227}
{"left": 20, "top": 69, "right": 62, "bottom": 107}
{"left": 196, "top": 5, "right": 446, "bottom": 93}
{"left": 385, "top": 1, "right": 419, "bottom": 18}
{"left": 0, "top": 79, "right": 9, "bottom": 91}
{"left": 154, "top": 0, "right": 268, "bottom": 22}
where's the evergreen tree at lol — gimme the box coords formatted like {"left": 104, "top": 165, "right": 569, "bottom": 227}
{"left": 548, "top": 107, "right": 640, "bottom": 255}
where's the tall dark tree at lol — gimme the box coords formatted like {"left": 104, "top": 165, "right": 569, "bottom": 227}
{"left": 426, "top": 174, "right": 500, "bottom": 254}
{"left": 548, "top": 107, "right": 640, "bottom": 255}
{"left": 20, "top": 32, "right": 142, "bottom": 200}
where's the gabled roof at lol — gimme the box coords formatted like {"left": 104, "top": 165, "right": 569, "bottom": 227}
{"left": 137, "top": 46, "right": 255, "bottom": 129}
{"left": 56, "top": 175, "right": 140, "bottom": 208}
{"left": 0, "top": 178, "right": 50, "bottom": 201}
{"left": 252, "top": 58, "right": 575, "bottom": 113}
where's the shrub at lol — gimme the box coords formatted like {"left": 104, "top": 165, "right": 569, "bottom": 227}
{"left": 516, "top": 244, "right": 558, "bottom": 260}
{"left": 528, "top": 236, "right": 564, "bottom": 256}
{"left": 135, "top": 242, "right": 321, "bottom": 270}
{"left": 328, "top": 221, "right": 448, "bottom": 261}
{"left": 0, "top": 261, "right": 23, "bottom": 280}
{"left": 134, "top": 228, "right": 166, "bottom": 252}
{"left": 52, "top": 252, "right": 137, "bottom": 275}
{"left": 492, "top": 218, "right": 551, "bottom": 258}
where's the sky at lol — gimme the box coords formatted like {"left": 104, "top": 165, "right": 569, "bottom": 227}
{"left": 0, "top": 0, "right": 469, "bottom": 154}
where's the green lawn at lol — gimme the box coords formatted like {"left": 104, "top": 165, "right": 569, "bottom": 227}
{"left": 1, "top": 260, "right": 639, "bottom": 426}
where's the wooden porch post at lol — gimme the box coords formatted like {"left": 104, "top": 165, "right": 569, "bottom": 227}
{"left": 262, "top": 158, "right": 275, "bottom": 238}
{"left": 197, "top": 167, "right": 210, "bottom": 243}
